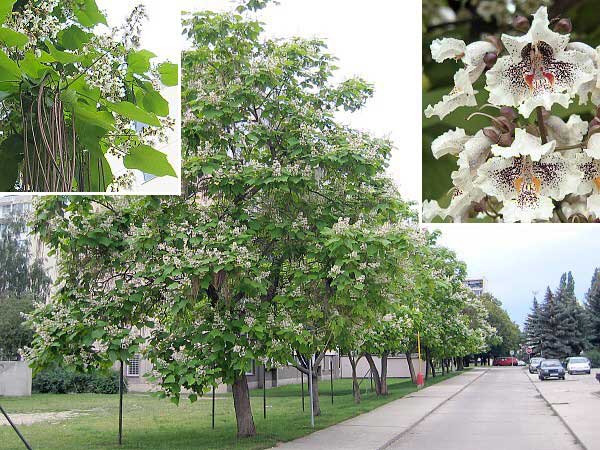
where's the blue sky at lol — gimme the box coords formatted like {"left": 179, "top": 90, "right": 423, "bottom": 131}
{"left": 428, "top": 225, "right": 600, "bottom": 327}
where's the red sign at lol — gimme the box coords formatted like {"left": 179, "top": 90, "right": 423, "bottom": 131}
{"left": 526, "top": 347, "right": 533, "bottom": 354}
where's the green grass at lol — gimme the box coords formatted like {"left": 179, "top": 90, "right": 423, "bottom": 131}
{"left": 0, "top": 371, "right": 467, "bottom": 450}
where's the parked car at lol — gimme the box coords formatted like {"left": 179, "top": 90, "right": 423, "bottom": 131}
{"left": 517, "top": 360, "right": 526, "bottom": 366}
{"left": 596, "top": 373, "right": 600, "bottom": 383}
{"left": 529, "top": 357, "right": 544, "bottom": 373}
{"left": 493, "top": 356, "right": 518, "bottom": 366}
{"left": 566, "top": 357, "right": 591, "bottom": 375}
{"left": 538, "top": 359, "right": 566, "bottom": 380}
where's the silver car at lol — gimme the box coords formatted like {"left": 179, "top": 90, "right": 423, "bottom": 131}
{"left": 529, "top": 357, "right": 544, "bottom": 374}
{"left": 566, "top": 357, "right": 591, "bottom": 375}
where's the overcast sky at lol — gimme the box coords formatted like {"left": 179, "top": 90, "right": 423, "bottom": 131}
{"left": 429, "top": 224, "right": 600, "bottom": 326}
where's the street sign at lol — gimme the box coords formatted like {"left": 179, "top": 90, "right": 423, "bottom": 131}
{"left": 510, "top": 350, "right": 515, "bottom": 356}
{"left": 526, "top": 347, "right": 533, "bottom": 355}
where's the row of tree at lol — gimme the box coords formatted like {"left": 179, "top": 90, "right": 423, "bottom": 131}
{"left": 20, "top": 2, "right": 507, "bottom": 441}
{"left": 524, "top": 271, "right": 599, "bottom": 359}
{"left": 0, "top": 218, "right": 50, "bottom": 360}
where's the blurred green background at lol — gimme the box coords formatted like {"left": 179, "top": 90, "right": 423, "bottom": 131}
{"left": 422, "top": 0, "right": 600, "bottom": 206}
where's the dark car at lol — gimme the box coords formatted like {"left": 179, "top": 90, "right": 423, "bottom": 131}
{"left": 538, "top": 359, "right": 566, "bottom": 381}
{"left": 529, "top": 357, "right": 544, "bottom": 373}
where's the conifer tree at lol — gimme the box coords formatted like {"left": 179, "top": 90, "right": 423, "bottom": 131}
{"left": 524, "top": 296, "right": 542, "bottom": 355}
{"left": 585, "top": 268, "right": 600, "bottom": 348}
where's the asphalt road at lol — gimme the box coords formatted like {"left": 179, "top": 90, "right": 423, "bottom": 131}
{"left": 386, "top": 367, "right": 582, "bottom": 450}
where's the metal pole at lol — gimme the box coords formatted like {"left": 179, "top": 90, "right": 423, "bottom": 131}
{"left": 119, "top": 360, "right": 124, "bottom": 446}
{"left": 301, "top": 371, "right": 305, "bottom": 412}
{"left": 263, "top": 365, "right": 267, "bottom": 419}
{"left": 308, "top": 357, "right": 314, "bottom": 428}
{"left": 0, "top": 404, "right": 33, "bottom": 450}
{"left": 211, "top": 386, "right": 215, "bottom": 429}
{"left": 330, "top": 359, "right": 334, "bottom": 404}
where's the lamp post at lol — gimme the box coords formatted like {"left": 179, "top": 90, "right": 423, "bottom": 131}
{"left": 308, "top": 355, "right": 314, "bottom": 428}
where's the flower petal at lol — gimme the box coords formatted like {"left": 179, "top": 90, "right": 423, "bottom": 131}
{"left": 500, "top": 195, "right": 554, "bottom": 223}
{"left": 585, "top": 133, "right": 600, "bottom": 159}
{"left": 491, "top": 128, "right": 556, "bottom": 161}
{"left": 425, "top": 69, "right": 477, "bottom": 119}
{"left": 431, "top": 128, "right": 470, "bottom": 159}
{"left": 431, "top": 38, "right": 466, "bottom": 63}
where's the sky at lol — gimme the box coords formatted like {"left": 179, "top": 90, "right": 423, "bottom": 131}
{"left": 181, "top": 0, "right": 422, "bottom": 203}
{"left": 429, "top": 224, "right": 600, "bottom": 327}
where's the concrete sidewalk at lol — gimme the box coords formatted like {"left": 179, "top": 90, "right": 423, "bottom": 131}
{"left": 527, "top": 368, "right": 600, "bottom": 450}
{"left": 271, "top": 368, "right": 487, "bottom": 450}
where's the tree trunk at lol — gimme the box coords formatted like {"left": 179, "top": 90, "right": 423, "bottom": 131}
{"left": 349, "top": 355, "right": 361, "bottom": 404}
{"left": 425, "top": 347, "right": 430, "bottom": 380}
{"left": 380, "top": 352, "right": 389, "bottom": 395}
{"left": 310, "top": 371, "right": 321, "bottom": 416}
{"left": 406, "top": 351, "right": 416, "bottom": 383}
{"left": 430, "top": 357, "right": 436, "bottom": 378}
{"left": 232, "top": 374, "right": 256, "bottom": 438}
{"left": 364, "top": 353, "right": 383, "bottom": 396}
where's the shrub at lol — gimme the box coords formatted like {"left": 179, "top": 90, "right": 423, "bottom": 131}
{"left": 33, "top": 367, "right": 126, "bottom": 394}
{"left": 583, "top": 348, "right": 600, "bottom": 368}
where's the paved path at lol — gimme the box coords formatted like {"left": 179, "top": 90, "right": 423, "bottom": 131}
{"left": 527, "top": 368, "right": 600, "bottom": 450}
{"left": 273, "top": 368, "right": 486, "bottom": 450}
{"left": 274, "top": 367, "right": 583, "bottom": 450}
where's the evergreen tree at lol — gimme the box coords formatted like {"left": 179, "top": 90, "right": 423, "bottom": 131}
{"left": 585, "top": 268, "right": 600, "bottom": 348}
{"left": 555, "top": 272, "right": 588, "bottom": 356}
{"left": 539, "top": 286, "right": 566, "bottom": 358}
{"left": 524, "top": 296, "right": 542, "bottom": 355}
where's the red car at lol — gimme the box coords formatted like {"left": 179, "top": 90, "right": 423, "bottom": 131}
{"left": 493, "top": 356, "right": 518, "bottom": 366}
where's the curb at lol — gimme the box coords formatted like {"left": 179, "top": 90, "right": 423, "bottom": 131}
{"left": 525, "top": 370, "right": 587, "bottom": 450}
{"left": 378, "top": 368, "right": 488, "bottom": 450}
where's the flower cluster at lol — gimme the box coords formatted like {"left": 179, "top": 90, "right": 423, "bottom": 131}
{"left": 424, "top": 6, "right": 600, "bottom": 223}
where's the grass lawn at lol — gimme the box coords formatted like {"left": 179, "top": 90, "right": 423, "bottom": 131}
{"left": 0, "top": 370, "right": 467, "bottom": 450}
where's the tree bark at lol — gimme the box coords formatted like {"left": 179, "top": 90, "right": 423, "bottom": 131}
{"left": 424, "top": 347, "right": 430, "bottom": 380}
{"left": 349, "top": 355, "right": 361, "bottom": 404}
{"left": 311, "top": 371, "right": 321, "bottom": 416}
{"left": 364, "top": 353, "right": 383, "bottom": 396}
{"left": 406, "top": 351, "right": 417, "bottom": 383}
{"left": 380, "top": 352, "right": 389, "bottom": 395}
{"left": 232, "top": 374, "right": 256, "bottom": 438}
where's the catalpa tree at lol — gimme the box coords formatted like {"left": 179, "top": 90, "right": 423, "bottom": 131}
{"left": 25, "top": 1, "right": 416, "bottom": 441}
{"left": 0, "top": 0, "right": 177, "bottom": 192}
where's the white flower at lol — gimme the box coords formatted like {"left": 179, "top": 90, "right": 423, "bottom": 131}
{"left": 476, "top": 153, "right": 582, "bottom": 222}
{"left": 587, "top": 193, "right": 600, "bottom": 217}
{"left": 422, "top": 199, "right": 444, "bottom": 222}
{"left": 545, "top": 114, "right": 588, "bottom": 147}
{"left": 567, "top": 42, "right": 600, "bottom": 104}
{"left": 425, "top": 69, "right": 477, "bottom": 119}
{"left": 431, "top": 38, "right": 466, "bottom": 63}
{"left": 457, "top": 130, "right": 493, "bottom": 174}
{"left": 463, "top": 40, "right": 498, "bottom": 83}
{"left": 485, "top": 6, "right": 595, "bottom": 117}
{"left": 431, "top": 128, "right": 470, "bottom": 159}
{"left": 585, "top": 133, "right": 600, "bottom": 159}
{"left": 491, "top": 128, "right": 556, "bottom": 161}
{"left": 571, "top": 152, "right": 600, "bottom": 195}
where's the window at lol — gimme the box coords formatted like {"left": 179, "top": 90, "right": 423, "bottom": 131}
{"left": 126, "top": 355, "right": 141, "bottom": 377}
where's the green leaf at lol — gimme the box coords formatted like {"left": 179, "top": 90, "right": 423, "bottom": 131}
{"left": 57, "top": 25, "right": 91, "bottom": 50}
{"left": 0, "top": 0, "right": 16, "bottom": 25}
{"left": 73, "top": 102, "right": 115, "bottom": 130}
{"left": 106, "top": 101, "right": 161, "bottom": 127}
{"left": 20, "top": 53, "right": 50, "bottom": 80}
{"left": 39, "top": 41, "right": 82, "bottom": 65}
{"left": 157, "top": 62, "right": 178, "bottom": 86}
{"left": 0, "top": 134, "right": 23, "bottom": 191}
{"left": 72, "top": 0, "right": 107, "bottom": 28}
{"left": 142, "top": 90, "right": 169, "bottom": 117}
{"left": 87, "top": 149, "right": 113, "bottom": 192}
{"left": 0, "top": 27, "right": 27, "bottom": 48}
{"left": 124, "top": 145, "right": 176, "bottom": 177}
{"left": 128, "top": 49, "right": 156, "bottom": 75}
{"left": 0, "top": 48, "right": 21, "bottom": 82}
{"left": 164, "top": 374, "right": 175, "bottom": 383}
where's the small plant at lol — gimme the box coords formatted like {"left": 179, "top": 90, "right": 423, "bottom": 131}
{"left": 32, "top": 366, "right": 125, "bottom": 394}
{"left": 424, "top": 6, "right": 600, "bottom": 223}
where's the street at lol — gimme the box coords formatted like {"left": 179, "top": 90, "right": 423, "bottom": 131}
{"left": 386, "top": 368, "right": 581, "bottom": 450}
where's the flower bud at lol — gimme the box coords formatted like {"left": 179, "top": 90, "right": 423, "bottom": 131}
{"left": 589, "top": 124, "right": 600, "bottom": 137}
{"left": 513, "top": 15, "right": 530, "bottom": 33}
{"left": 526, "top": 124, "right": 540, "bottom": 137}
{"left": 483, "top": 127, "right": 500, "bottom": 143}
{"left": 492, "top": 116, "right": 514, "bottom": 133}
{"left": 500, "top": 107, "right": 518, "bottom": 122}
{"left": 483, "top": 52, "right": 497, "bottom": 69}
{"left": 589, "top": 117, "right": 600, "bottom": 129}
{"left": 485, "top": 35, "right": 504, "bottom": 54}
{"left": 553, "top": 18, "right": 572, "bottom": 34}
{"left": 498, "top": 133, "right": 514, "bottom": 147}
